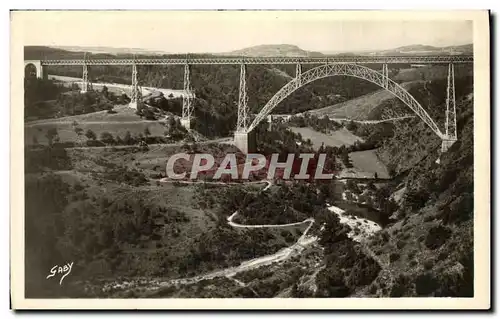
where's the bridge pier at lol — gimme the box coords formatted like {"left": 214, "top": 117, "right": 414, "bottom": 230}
{"left": 234, "top": 131, "right": 256, "bottom": 154}
{"left": 182, "top": 63, "right": 193, "bottom": 131}
{"left": 236, "top": 63, "right": 249, "bottom": 133}
{"left": 440, "top": 63, "right": 458, "bottom": 154}
{"left": 81, "top": 64, "right": 92, "bottom": 93}
{"left": 180, "top": 118, "right": 191, "bottom": 131}
{"left": 129, "top": 62, "right": 141, "bottom": 110}
{"left": 441, "top": 139, "right": 456, "bottom": 153}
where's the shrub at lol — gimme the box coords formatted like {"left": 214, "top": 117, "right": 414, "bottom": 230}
{"left": 315, "top": 268, "right": 351, "bottom": 297}
{"left": 438, "top": 251, "right": 448, "bottom": 261}
{"left": 423, "top": 214, "right": 435, "bottom": 222}
{"left": 86, "top": 140, "right": 106, "bottom": 147}
{"left": 390, "top": 274, "right": 411, "bottom": 297}
{"left": 404, "top": 187, "right": 430, "bottom": 209}
{"left": 423, "top": 260, "right": 434, "bottom": 270}
{"left": 380, "top": 231, "right": 390, "bottom": 243}
{"left": 389, "top": 252, "right": 400, "bottom": 263}
{"left": 425, "top": 225, "right": 452, "bottom": 250}
{"left": 85, "top": 129, "right": 97, "bottom": 141}
{"left": 103, "top": 167, "right": 148, "bottom": 186}
{"left": 45, "top": 127, "right": 59, "bottom": 145}
{"left": 408, "top": 249, "right": 417, "bottom": 259}
{"left": 100, "top": 131, "right": 115, "bottom": 145}
{"left": 143, "top": 108, "right": 157, "bottom": 120}
{"left": 396, "top": 240, "right": 406, "bottom": 249}
{"left": 415, "top": 273, "right": 438, "bottom": 296}
{"left": 440, "top": 193, "right": 473, "bottom": 224}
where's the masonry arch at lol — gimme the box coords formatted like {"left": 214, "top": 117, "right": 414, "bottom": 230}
{"left": 24, "top": 60, "right": 45, "bottom": 79}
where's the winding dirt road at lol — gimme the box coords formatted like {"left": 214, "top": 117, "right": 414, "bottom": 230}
{"left": 101, "top": 180, "right": 319, "bottom": 294}
{"left": 100, "top": 180, "right": 383, "bottom": 296}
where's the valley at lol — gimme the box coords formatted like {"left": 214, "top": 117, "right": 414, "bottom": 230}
{"left": 24, "top": 45, "right": 475, "bottom": 299}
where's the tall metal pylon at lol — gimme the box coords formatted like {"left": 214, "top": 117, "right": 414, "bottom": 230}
{"left": 236, "top": 63, "right": 249, "bottom": 132}
{"left": 445, "top": 63, "right": 457, "bottom": 141}
{"left": 81, "top": 52, "right": 92, "bottom": 93}
{"left": 382, "top": 64, "right": 389, "bottom": 89}
{"left": 440, "top": 63, "right": 458, "bottom": 153}
{"left": 182, "top": 63, "right": 193, "bottom": 123}
{"left": 296, "top": 63, "right": 302, "bottom": 88}
{"left": 129, "top": 61, "right": 142, "bottom": 109}
{"left": 130, "top": 62, "right": 139, "bottom": 104}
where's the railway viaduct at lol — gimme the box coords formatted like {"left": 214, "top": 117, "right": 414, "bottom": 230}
{"left": 24, "top": 55, "right": 473, "bottom": 153}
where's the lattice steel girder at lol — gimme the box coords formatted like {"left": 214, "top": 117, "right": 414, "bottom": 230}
{"left": 296, "top": 63, "right": 302, "bottom": 87}
{"left": 445, "top": 63, "right": 457, "bottom": 141}
{"left": 131, "top": 63, "right": 138, "bottom": 103}
{"left": 382, "top": 64, "right": 389, "bottom": 88}
{"left": 81, "top": 63, "right": 92, "bottom": 92}
{"left": 39, "top": 55, "right": 473, "bottom": 66}
{"left": 236, "top": 63, "right": 249, "bottom": 132}
{"left": 182, "top": 64, "right": 193, "bottom": 119}
{"left": 247, "top": 63, "right": 445, "bottom": 139}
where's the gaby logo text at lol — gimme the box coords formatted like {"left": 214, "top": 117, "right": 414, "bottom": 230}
{"left": 46, "top": 261, "right": 74, "bottom": 285}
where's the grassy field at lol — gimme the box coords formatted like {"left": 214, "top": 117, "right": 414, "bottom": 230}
{"left": 288, "top": 127, "right": 363, "bottom": 149}
{"left": 25, "top": 106, "right": 169, "bottom": 145}
{"left": 26, "top": 105, "right": 149, "bottom": 124}
{"left": 349, "top": 150, "right": 390, "bottom": 179}
{"left": 309, "top": 81, "right": 420, "bottom": 120}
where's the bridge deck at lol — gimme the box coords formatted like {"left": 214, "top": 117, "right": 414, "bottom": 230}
{"left": 38, "top": 55, "right": 473, "bottom": 66}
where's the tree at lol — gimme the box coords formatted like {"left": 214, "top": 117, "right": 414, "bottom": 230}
{"left": 115, "top": 136, "right": 123, "bottom": 145}
{"left": 85, "top": 129, "right": 97, "bottom": 141}
{"left": 143, "top": 127, "right": 151, "bottom": 137}
{"left": 101, "top": 85, "right": 109, "bottom": 98}
{"left": 45, "top": 128, "right": 59, "bottom": 146}
{"left": 143, "top": 108, "right": 156, "bottom": 120}
{"left": 100, "top": 132, "right": 115, "bottom": 145}
{"left": 74, "top": 127, "right": 83, "bottom": 136}
{"left": 346, "top": 120, "right": 357, "bottom": 132}
{"left": 123, "top": 131, "right": 134, "bottom": 145}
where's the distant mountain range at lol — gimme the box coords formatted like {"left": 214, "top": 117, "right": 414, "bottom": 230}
{"left": 221, "top": 44, "right": 324, "bottom": 57}
{"left": 50, "top": 45, "right": 168, "bottom": 56}
{"left": 25, "top": 43, "right": 473, "bottom": 60}
{"left": 361, "top": 44, "right": 473, "bottom": 56}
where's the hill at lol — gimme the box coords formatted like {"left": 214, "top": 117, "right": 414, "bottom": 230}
{"left": 223, "top": 44, "right": 324, "bottom": 57}
{"left": 50, "top": 45, "right": 168, "bottom": 56}
{"left": 324, "top": 43, "right": 473, "bottom": 56}
{"left": 309, "top": 64, "right": 473, "bottom": 121}
{"left": 25, "top": 46, "right": 383, "bottom": 137}
{"left": 357, "top": 93, "right": 474, "bottom": 297}
{"left": 371, "top": 44, "right": 473, "bottom": 56}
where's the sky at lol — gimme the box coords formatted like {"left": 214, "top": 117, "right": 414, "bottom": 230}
{"left": 16, "top": 11, "right": 473, "bottom": 54}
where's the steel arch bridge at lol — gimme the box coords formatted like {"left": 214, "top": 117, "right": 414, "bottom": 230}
{"left": 246, "top": 63, "right": 446, "bottom": 139}
{"left": 25, "top": 55, "right": 465, "bottom": 154}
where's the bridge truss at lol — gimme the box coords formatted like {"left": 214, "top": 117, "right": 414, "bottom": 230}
{"left": 27, "top": 54, "right": 471, "bottom": 152}
{"left": 246, "top": 63, "right": 451, "bottom": 141}
{"left": 39, "top": 55, "right": 473, "bottom": 65}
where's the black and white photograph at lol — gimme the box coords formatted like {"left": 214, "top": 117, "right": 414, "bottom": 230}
{"left": 10, "top": 10, "right": 490, "bottom": 310}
